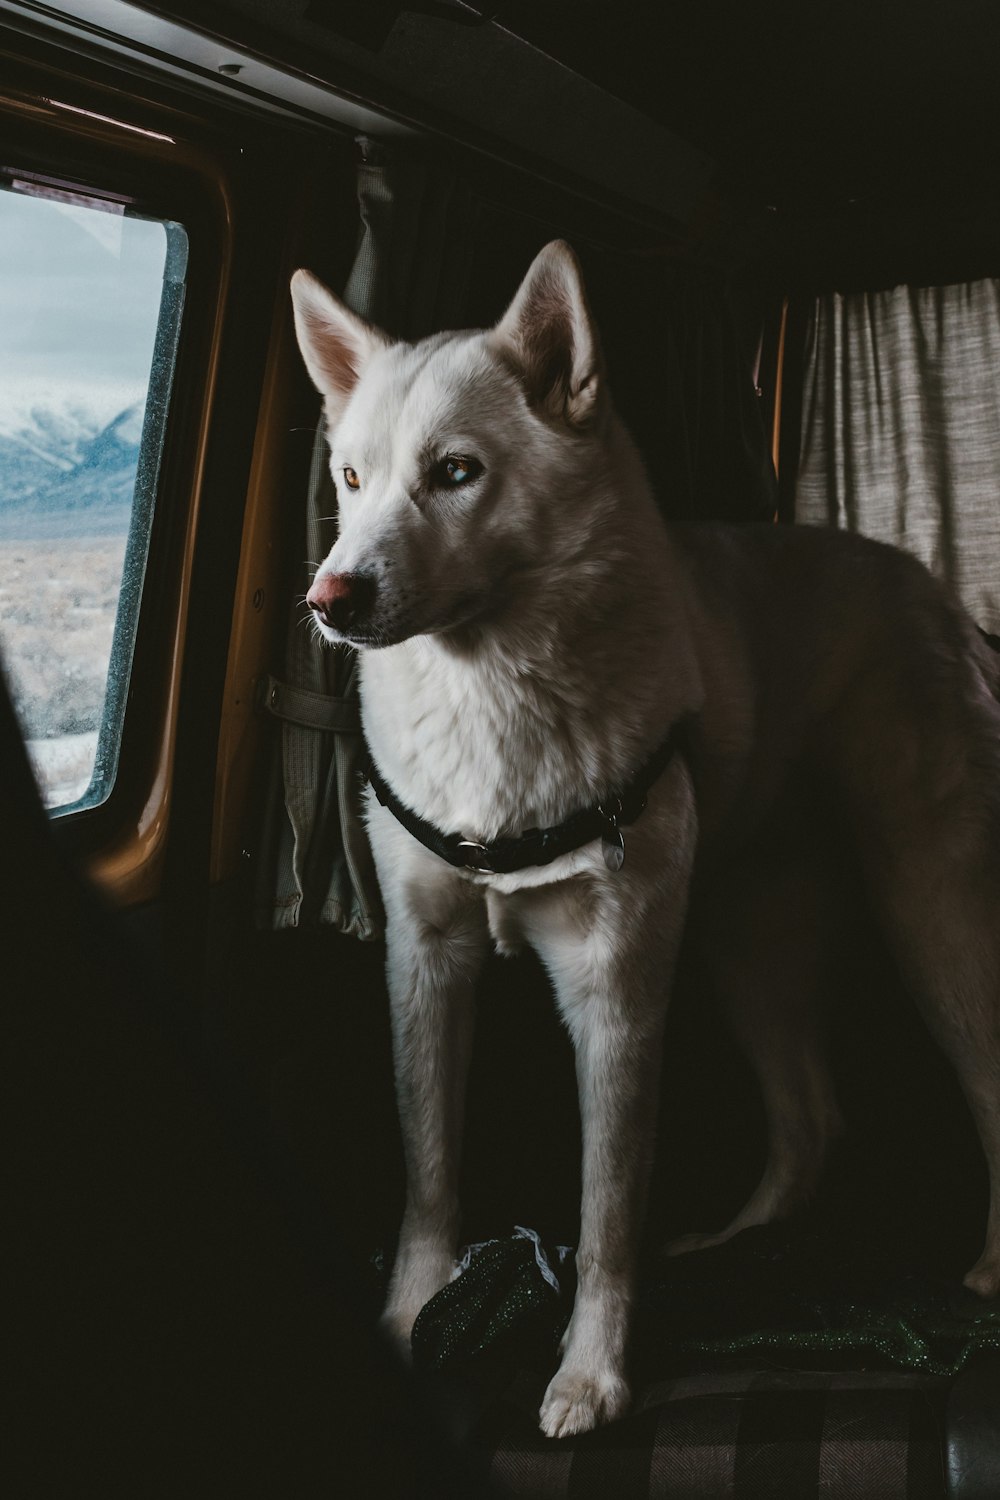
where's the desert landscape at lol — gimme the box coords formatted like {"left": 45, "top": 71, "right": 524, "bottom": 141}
{"left": 0, "top": 391, "right": 139, "bottom": 810}
{"left": 0, "top": 532, "right": 128, "bottom": 807}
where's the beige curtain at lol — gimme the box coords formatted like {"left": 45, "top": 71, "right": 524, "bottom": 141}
{"left": 795, "top": 280, "right": 1000, "bottom": 633}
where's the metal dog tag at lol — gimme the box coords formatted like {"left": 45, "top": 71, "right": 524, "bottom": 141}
{"left": 602, "top": 826, "right": 625, "bottom": 872}
{"left": 599, "top": 799, "right": 626, "bottom": 872}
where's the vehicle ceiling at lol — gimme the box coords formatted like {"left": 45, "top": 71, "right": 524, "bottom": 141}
{"left": 127, "top": 0, "right": 1000, "bottom": 288}
{"left": 14, "top": 0, "right": 1000, "bottom": 286}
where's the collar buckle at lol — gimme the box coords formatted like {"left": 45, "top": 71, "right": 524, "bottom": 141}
{"left": 456, "top": 839, "right": 494, "bottom": 872}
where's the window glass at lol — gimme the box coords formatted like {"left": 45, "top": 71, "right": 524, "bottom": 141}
{"left": 0, "top": 180, "right": 186, "bottom": 813}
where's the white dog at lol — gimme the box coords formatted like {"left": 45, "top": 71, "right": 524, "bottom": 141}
{"left": 291, "top": 241, "right": 1000, "bottom": 1438}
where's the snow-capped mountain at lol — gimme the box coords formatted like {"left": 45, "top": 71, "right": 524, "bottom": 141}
{"left": 0, "top": 384, "right": 145, "bottom": 538}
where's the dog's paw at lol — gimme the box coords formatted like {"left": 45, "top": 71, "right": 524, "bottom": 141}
{"left": 538, "top": 1368, "right": 630, "bottom": 1439}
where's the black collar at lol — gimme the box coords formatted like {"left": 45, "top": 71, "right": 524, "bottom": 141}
{"left": 365, "top": 718, "right": 691, "bottom": 874}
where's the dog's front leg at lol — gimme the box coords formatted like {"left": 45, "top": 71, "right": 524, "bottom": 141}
{"left": 539, "top": 977, "right": 672, "bottom": 1437}
{"left": 376, "top": 846, "right": 489, "bottom": 1355}
{"left": 520, "top": 795, "right": 696, "bottom": 1438}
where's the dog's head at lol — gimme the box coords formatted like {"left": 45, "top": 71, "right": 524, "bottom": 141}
{"left": 291, "top": 240, "right": 610, "bottom": 649}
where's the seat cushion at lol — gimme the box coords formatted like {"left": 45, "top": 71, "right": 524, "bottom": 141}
{"left": 404, "top": 1225, "right": 996, "bottom": 1497}
{"left": 477, "top": 1366, "right": 948, "bottom": 1499}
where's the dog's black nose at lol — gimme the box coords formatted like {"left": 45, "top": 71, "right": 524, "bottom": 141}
{"left": 307, "top": 572, "right": 376, "bottom": 632}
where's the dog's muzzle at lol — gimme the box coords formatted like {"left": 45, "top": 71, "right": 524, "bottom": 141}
{"left": 307, "top": 571, "right": 376, "bottom": 633}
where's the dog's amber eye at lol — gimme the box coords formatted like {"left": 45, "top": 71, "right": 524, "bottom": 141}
{"left": 342, "top": 466, "right": 360, "bottom": 490}
{"left": 435, "top": 454, "right": 482, "bottom": 487}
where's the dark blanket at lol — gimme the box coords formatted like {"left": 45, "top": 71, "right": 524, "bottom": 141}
{"left": 409, "top": 1223, "right": 1000, "bottom": 1382}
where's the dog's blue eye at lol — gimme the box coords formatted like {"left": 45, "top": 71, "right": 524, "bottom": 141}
{"left": 436, "top": 455, "right": 482, "bottom": 487}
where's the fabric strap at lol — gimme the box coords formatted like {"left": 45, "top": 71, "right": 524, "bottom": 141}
{"left": 366, "top": 718, "right": 691, "bottom": 874}
{"left": 259, "top": 674, "right": 361, "bottom": 735}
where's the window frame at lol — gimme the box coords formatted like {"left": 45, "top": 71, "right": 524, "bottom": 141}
{"left": 79, "top": 214, "right": 190, "bottom": 820}
{"left": 0, "top": 33, "right": 233, "bottom": 900}
{"left": 0, "top": 187, "right": 190, "bottom": 821}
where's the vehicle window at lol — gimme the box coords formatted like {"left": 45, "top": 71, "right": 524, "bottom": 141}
{"left": 0, "top": 180, "right": 186, "bottom": 814}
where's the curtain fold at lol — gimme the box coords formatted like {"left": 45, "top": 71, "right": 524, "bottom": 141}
{"left": 255, "top": 140, "right": 474, "bottom": 937}
{"left": 586, "top": 258, "right": 777, "bottom": 525}
{"left": 659, "top": 271, "right": 778, "bottom": 524}
{"left": 795, "top": 280, "right": 1000, "bottom": 633}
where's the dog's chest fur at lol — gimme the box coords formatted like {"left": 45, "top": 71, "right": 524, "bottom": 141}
{"left": 360, "top": 624, "right": 678, "bottom": 843}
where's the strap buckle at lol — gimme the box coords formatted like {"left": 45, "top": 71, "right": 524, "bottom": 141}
{"left": 456, "top": 839, "right": 494, "bottom": 872}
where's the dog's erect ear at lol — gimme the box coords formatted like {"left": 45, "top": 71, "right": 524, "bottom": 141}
{"left": 290, "top": 269, "right": 389, "bottom": 420}
{"left": 491, "top": 240, "right": 604, "bottom": 427}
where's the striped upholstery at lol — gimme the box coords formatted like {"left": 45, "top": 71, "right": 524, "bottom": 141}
{"left": 476, "top": 1367, "right": 948, "bottom": 1498}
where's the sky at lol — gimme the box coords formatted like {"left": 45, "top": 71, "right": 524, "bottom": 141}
{"left": 0, "top": 184, "right": 168, "bottom": 427}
